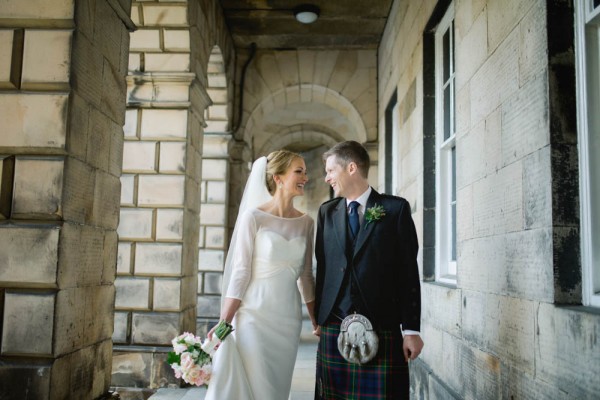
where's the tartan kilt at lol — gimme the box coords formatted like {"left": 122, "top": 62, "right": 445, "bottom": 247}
{"left": 315, "top": 320, "right": 409, "bottom": 400}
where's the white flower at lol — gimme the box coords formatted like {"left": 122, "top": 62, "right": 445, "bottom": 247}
{"left": 183, "top": 333, "right": 196, "bottom": 346}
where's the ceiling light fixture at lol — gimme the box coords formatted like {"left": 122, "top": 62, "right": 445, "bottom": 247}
{"left": 294, "top": 4, "right": 320, "bottom": 24}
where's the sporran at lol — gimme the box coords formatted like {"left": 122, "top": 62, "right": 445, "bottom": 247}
{"left": 337, "top": 313, "right": 379, "bottom": 364}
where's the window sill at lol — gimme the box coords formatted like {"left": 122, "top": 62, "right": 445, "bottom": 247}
{"left": 423, "top": 280, "right": 457, "bottom": 290}
{"left": 558, "top": 305, "right": 600, "bottom": 316}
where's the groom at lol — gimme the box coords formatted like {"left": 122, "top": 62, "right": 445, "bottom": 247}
{"left": 314, "top": 141, "right": 423, "bottom": 399}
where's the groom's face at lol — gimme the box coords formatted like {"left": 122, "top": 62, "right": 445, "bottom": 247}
{"left": 325, "top": 155, "right": 350, "bottom": 197}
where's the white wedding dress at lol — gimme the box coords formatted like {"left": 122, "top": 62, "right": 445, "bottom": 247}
{"left": 205, "top": 208, "right": 315, "bottom": 400}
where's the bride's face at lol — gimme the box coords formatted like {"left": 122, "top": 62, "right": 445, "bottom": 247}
{"left": 277, "top": 158, "right": 308, "bottom": 197}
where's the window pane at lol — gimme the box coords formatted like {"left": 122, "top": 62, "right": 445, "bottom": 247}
{"left": 451, "top": 203, "right": 456, "bottom": 261}
{"left": 451, "top": 145, "right": 457, "bottom": 261}
{"left": 591, "top": 109, "right": 600, "bottom": 293}
{"left": 444, "top": 85, "right": 451, "bottom": 140}
{"left": 384, "top": 92, "right": 398, "bottom": 195}
{"left": 578, "top": 5, "right": 600, "bottom": 304}
{"left": 451, "top": 81, "right": 456, "bottom": 135}
{"left": 443, "top": 29, "right": 450, "bottom": 82}
{"left": 451, "top": 21, "right": 455, "bottom": 74}
{"left": 451, "top": 146, "right": 456, "bottom": 201}
{"left": 587, "top": 16, "right": 600, "bottom": 294}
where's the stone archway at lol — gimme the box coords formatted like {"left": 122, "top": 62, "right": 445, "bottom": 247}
{"left": 258, "top": 126, "right": 340, "bottom": 157}
{"left": 246, "top": 84, "right": 368, "bottom": 154}
{"left": 243, "top": 84, "right": 370, "bottom": 221}
{"left": 225, "top": 49, "right": 378, "bottom": 225}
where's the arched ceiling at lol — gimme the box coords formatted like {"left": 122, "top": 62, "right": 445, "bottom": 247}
{"left": 246, "top": 84, "right": 368, "bottom": 156}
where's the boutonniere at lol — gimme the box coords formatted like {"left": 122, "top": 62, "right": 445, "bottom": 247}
{"left": 365, "top": 204, "right": 386, "bottom": 225}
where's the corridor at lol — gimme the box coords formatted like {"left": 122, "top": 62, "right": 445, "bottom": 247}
{"left": 0, "top": 0, "right": 598, "bottom": 399}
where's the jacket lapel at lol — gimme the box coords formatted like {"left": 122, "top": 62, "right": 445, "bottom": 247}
{"left": 353, "top": 190, "right": 380, "bottom": 257}
{"left": 332, "top": 198, "right": 348, "bottom": 256}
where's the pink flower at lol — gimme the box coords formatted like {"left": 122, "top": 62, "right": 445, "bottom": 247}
{"left": 198, "top": 367, "right": 211, "bottom": 385}
{"left": 200, "top": 364, "right": 212, "bottom": 376}
{"left": 191, "top": 365, "right": 210, "bottom": 386}
{"left": 180, "top": 353, "right": 195, "bottom": 370}
{"left": 184, "top": 366, "right": 199, "bottom": 381}
{"left": 196, "top": 369, "right": 210, "bottom": 386}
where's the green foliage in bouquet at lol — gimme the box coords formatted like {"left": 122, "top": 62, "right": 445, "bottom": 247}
{"left": 214, "top": 320, "right": 234, "bottom": 340}
{"left": 167, "top": 338, "right": 211, "bottom": 365}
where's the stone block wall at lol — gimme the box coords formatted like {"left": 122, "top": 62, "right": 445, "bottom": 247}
{"left": 112, "top": 0, "right": 235, "bottom": 394}
{"left": 378, "top": 0, "right": 599, "bottom": 398}
{"left": 0, "top": 0, "right": 133, "bottom": 398}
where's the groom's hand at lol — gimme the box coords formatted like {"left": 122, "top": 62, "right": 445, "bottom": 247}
{"left": 403, "top": 335, "right": 424, "bottom": 362}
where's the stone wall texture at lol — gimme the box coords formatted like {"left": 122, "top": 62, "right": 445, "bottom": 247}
{"left": 0, "top": 0, "right": 133, "bottom": 398}
{"left": 378, "top": 0, "right": 599, "bottom": 398}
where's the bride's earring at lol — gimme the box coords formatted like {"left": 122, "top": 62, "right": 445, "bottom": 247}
{"left": 278, "top": 182, "right": 283, "bottom": 189}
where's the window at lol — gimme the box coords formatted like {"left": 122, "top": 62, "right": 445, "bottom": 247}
{"left": 435, "top": 2, "right": 456, "bottom": 282}
{"left": 575, "top": 0, "right": 600, "bottom": 307}
{"left": 384, "top": 91, "right": 399, "bottom": 195}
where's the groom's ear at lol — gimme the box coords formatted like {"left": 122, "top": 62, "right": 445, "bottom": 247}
{"left": 347, "top": 161, "right": 358, "bottom": 175}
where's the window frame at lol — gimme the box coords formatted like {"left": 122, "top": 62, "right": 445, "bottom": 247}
{"left": 434, "top": 1, "right": 457, "bottom": 283}
{"left": 575, "top": 0, "right": 600, "bottom": 307}
{"left": 384, "top": 91, "right": 399, "bottom": 195}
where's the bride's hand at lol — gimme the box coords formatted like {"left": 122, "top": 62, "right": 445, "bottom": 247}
{"left": 207, "top": 325, "right": 217, "bottom": 340}
{"left": 313, "top": 325, "right": 321, "bottom": 337}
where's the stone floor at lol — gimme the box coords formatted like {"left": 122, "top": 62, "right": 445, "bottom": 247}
{"left": 148, "top": 320, "right": 318, "bottom": 400}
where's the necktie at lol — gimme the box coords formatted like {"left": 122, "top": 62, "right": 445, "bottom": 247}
{"left": 348, "top": 201, "right": 360, "bottom": 239}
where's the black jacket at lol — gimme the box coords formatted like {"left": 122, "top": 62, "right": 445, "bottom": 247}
{"left": 314, "top": 189, "right": 421, "bottom": 331}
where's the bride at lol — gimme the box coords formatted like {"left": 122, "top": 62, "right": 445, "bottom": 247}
{"left": 204, "top": 150, "right": 317, "bottom": 400}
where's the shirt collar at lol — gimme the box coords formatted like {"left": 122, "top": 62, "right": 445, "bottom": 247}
{"left": 346, "top": 186, "right": 372, "bottom": 210}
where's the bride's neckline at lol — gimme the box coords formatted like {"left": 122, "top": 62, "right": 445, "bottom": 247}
{"left": 254, "top": 208, "right": 307, "bottom": 220}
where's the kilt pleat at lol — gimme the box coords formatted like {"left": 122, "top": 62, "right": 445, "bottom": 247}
{"left": 315, "top": 321, "right": 409, "bottom": 400}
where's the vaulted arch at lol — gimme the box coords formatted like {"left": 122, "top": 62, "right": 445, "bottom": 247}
{"left": 245, "top": 84, "right": 368, "bottom": 156}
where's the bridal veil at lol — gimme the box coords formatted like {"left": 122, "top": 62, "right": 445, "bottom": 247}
{"left": 220, "top": 156, "right": 272, "bottom": 306}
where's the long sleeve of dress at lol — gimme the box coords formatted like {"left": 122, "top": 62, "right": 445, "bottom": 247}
{"left": 225, "top": 210, "right": 256, "bottom": 300}
{"left": 297, "top": 219, "right": 315, "bottom": 303}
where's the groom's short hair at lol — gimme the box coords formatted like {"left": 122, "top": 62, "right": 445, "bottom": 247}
{"left": 323, "top": 140, "right": 370, "bottom": 178}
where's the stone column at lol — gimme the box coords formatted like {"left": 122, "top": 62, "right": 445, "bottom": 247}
{"left": 111, "top": 0, "right": 210, "bottom": 394}
{"left": 195, "top": 46, "right": 233, "bottom": 336}
{"left": 196, "top": 135, "right": 231, "bottom": 335}
{"left": 0, "top": 0, "right": 133, "bottom": 399}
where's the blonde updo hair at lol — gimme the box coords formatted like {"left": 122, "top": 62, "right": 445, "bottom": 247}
{"left": 265, "top": 150, "right": 303, "bottom": 195}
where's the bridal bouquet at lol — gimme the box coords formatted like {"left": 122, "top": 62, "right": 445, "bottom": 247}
{"left": 167, "top": 321, "right": 234, "bottom": 386}
{"left": 168, "top": 332, "right": 212, "bottom": 386}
